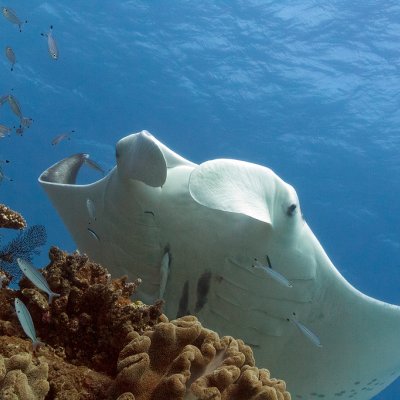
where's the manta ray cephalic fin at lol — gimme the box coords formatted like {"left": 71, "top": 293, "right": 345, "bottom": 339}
{"left": 116, "top": 130, "right": 167, "bottom": 187}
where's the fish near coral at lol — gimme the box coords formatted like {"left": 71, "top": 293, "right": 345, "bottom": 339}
{"left": 17, "top": 258, "right": 60, "bottom": 304}
{"left": 39, "top": 130, "right": 400, "bottom": 400}
{"left": 14, "top": 298, "right": 44, "bottom": 351}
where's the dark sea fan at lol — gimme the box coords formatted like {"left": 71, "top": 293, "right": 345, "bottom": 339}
{"left": 0, "top": 224, "right": 47, "bottom": 282}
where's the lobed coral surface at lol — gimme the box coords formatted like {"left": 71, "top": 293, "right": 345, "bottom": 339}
{"left": 0, "top": 246, "right": 291, "bottom": 399}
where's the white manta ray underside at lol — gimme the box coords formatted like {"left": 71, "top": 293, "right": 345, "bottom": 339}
{"left": 39, "top": 130, "right": 400, "bottom": 400}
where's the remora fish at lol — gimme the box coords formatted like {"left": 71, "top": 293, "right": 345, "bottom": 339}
{"left": 253, "top": 256, "right": 293, "bottom": 288}
{"left": 41, "top": 25, "right": 58, "bottom": 60}
{"left": 289, "top": 313, "right": 322, "bottom": 348}
{"left": 17, "top": 258, "right": 60, "bottom": 304}
{"left": 2, "top": 7, "right": 27, "bottom": 32}
{"left": 14, "top": 298, "right": 44, "bottom": 351}
{"left": 5, "top": 46, "right": 16, "bottom": 71}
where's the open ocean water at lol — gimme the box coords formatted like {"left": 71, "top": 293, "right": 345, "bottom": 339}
{"left": 0, "top": 1, "right": 399, "bottom": 399}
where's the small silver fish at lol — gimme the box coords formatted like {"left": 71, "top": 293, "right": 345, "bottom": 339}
{"left": 20, "top": 116, "right": 33, "bottom": 128}
{"left": 84, "top": 154, "right": 105, "bottom": 175}
{"left": 0, "top": 94, "right": 9, "bottom": 106}
{"left": 15, "top": 126, "right": 24, "bottom": 136}
{"left": 0, "top": 124, "right": 11, "bottom": 138}
{"left": 41, "top": 25, "right": 58, "bottom": 60}
{"left": 17, "top": 258, "right": 60, "bottom": 304}
{"left": 7, "top": 94, "right": 23, "bottom": 119}
{"left": 51, "top": 130, "right": 74, "bottom": 145}
{"left": 0, "top": 160, "right": 12, "bottom": 184}
{"left": 253, "top": 257, "right": 292, "bottom": 288}
{"left": 289, "top": 314, "right": 322, "bottom": 348}
{"left": 5, "top": 46, "right": 16, "bottom": 71}
{"left": 14, "top": 298, "right": 44, "bottom": 351}
{"left": 2, "top": 7, "right": 27, "bottom": 32}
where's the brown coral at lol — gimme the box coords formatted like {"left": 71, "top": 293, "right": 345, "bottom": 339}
{"left": 0, "top": 336, "right": 112, "bottom": 400}
{"left": 0, "top": 349, "right": 49, "bottom": 399}
{"left": 0, "top": 247, "right": 291, "bottom": 399}
{"left": 109, "top": 315, "right": 291, "bottom": 400}
{"left": 0, "top": 204, "right": 27, "bottom": 230}
{"left": 16, "top": 246, "right": 163, "bottom": 375}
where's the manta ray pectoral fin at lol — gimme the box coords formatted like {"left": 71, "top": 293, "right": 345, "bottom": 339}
{"left": 116, "top": 131, "right": 167, "bottom": 187}
{"left": 188, "top": 159, "right": 280, "bottom": 224}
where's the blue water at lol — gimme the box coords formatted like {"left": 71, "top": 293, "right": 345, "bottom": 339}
{"left": 1, "top": 1, "right": 399, "bottom": 398}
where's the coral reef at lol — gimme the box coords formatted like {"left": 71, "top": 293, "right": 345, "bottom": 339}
{"left": 0, "top": 224, "right": 47, "bottom": 283}
{"left": 109, "top": 315, "right": 290, "bottom": 400}
{"left": 0, "top": 204, "right": 26, "bottom": 230}
{"left": 0, "top": 341, "right": 49, "bottom": 400}
{"left": 0, "top": 245, "right": 291, "bottom": 399}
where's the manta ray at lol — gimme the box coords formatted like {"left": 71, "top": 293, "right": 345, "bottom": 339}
{"left": 39, "top": 130, "right": 400, "bottom": 400}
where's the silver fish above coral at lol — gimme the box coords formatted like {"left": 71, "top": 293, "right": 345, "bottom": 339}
{"left": 14, "top": 298, "right": 43, "bottom": 351}
{"left": 17, "top": 258, "right": 60, "bottom": 304}
{"left": 51, "top": 130, "right": 74, "bottom": 146}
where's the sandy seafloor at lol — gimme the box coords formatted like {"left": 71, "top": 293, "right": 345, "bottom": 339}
{"left": 1, "top": 1, "right": 400, "bottom": 398}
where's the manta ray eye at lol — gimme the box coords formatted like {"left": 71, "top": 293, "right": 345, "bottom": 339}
{"left": 286, "top": 204, "right": 297, "bottom": 216}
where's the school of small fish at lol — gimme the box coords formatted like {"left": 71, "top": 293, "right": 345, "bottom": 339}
{"left": 0, "top": 4, "right": 112, "bottom": 353}
{"left": 0, "top": 6, "right": 105, "bottom": 184}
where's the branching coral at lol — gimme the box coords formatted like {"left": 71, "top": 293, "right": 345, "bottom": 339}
{"left": 0, "top": 224, "right": 47, "bottom": 282}
{"left": 0, "top": 204, "right": 26, "bottom": 230}
{"left": 109, "top": 315, "right": 291, "bottom": 400}
{"left": 0, "top": 351, "right": 49, "bottom": 400}
{"left": 17, "top": 246, "right": 163, "bottom": 374}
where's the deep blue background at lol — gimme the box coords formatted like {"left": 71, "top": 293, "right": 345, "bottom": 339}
{"left": 1, "top": 1, "right": 399, "bottom": 398}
